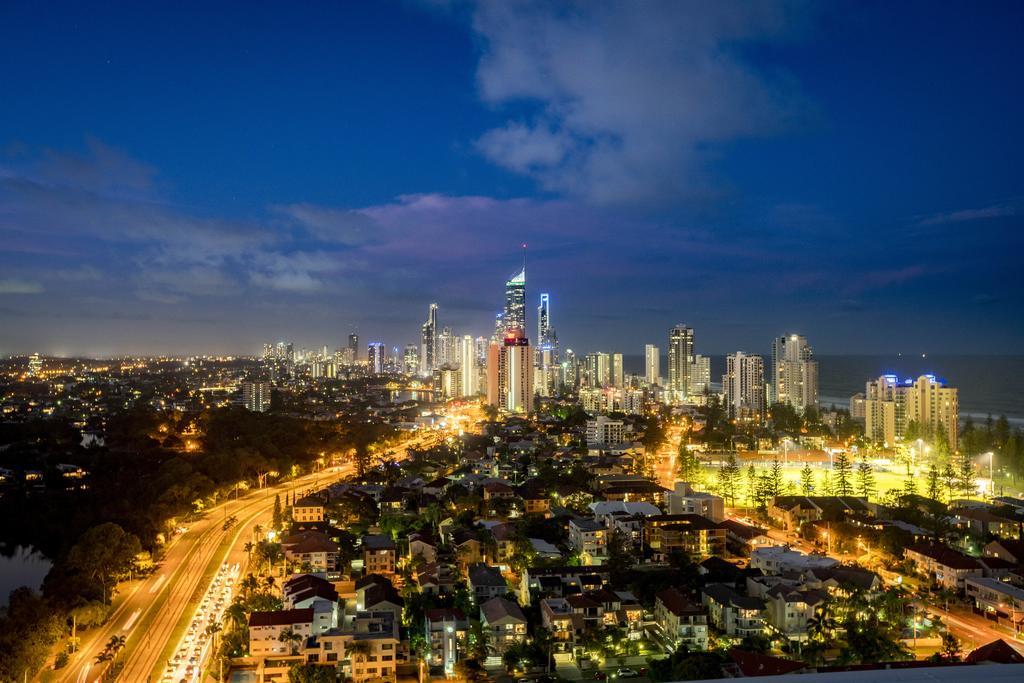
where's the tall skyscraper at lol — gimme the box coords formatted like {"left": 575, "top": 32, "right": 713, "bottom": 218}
{"left": 585, "top": 352, "right": 611, "bottom": 387}
{"left": 367, "top": 342, "right": 386, "bottom": 375}
{"left": 486, "top": 329, "right": 534, "bottom": 413}
{"left": 723, "top": 352, "right": 765, "bottom": 421}
{"left": 460, "top": 334, "right": 477, "bottom": 397}
{"left": 668, "top": 324, "right": 694, "bottom": 396}
{"left": 690, "top": 354, "right": 712, "bottom": 395}
{"left": 771, "top": 334, "right": 818, "bottom": 412}
{"left": 503, "top": 267, "right": 526, "bottom": 334}
{"left": 403, "top": 344, "right": 420, "bottom": 375}
{"left": 644, "top": 344, "right": 660, "bottom": 385}
{"left": 537, "top": 293, "right": 550, "bottom": 352}
{"left": 610, "top": 352, "right": 624, "bottom": 388}
{"left": 421, "top": 303, "right": 438, "bottom": 373}
{"left": 348, "top": 333, "right": 359, "bottom": 362}
{"left": 242, "top": 381, "right": 272, "bottom": 412}
{"left": 437, "top": 326, "right": 457, "bottom": 368}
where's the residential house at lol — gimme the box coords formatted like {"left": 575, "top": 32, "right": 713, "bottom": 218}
{"left": 569, "top": 518, "right": 608, "bottom": 565}
{"left": 720, "top": 519, "right": 774, "bottom": 556}
{"left": 768, "top": 496, "right": 870, "bottom": 532}
{"left": 965, "top": 577, "right": 1024, "bottom": 630}
{"left": 361, "top": 535, "right": 397, "bottom": 576}
{"left": 408, "top": 532, "right": 437, "bottom": 564}
{"left": 702, "top": 584, "right": 766, "bottom": 638}
{"left": 762, "top": 586, "right": 828, "bottom": 642}
{"left": 654, "top": 588, "right": 709, "bottom": 651}
{"left": 644, "top": 514, "right": 726, "bottom": 560}
{"left": 666, "top": 482, "right": 725, "bottom": 522}
{"left": 424, "top": 608, "right": 468, "bottom": 676}
{"left": 750, "top": 546, "right": 838, "bottom": 575}
{"left": 468, "top": 563, "right": 509, "bottom": 604}
{"left": 905, "top": 542, "right": 983, "bottom": 590}
{"left": 249, "top": 608, "right": 315, "bottom": 655}
{"left": 520, "top": 566, "right": 611, "bottom": 603}
{"left": 984, "top": 539, "right": 1024, "bottom": 565}
{"left": 283, "top": 530, "right": 340, "bottom": 572}
{"left": 480, "top": 597, "right": 528, "bottom": 654}
{"left": 293, "top": 495, "right": 326, "bottom": 523}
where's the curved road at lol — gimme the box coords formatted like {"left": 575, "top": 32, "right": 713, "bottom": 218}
{"left": 56, "top": 430, "right": 441, "bottom": 683}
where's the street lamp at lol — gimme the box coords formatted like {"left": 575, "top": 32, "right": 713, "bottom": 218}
{"left": 984, "top": 451, "right": 995, "bottom": 497}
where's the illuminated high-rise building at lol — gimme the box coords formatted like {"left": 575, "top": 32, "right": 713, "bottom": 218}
{"left": 436, "top": 326, "right": 457, "bottom": 368}
{"left": 421, "top": 303, "right": 438, "bottom": 373}
{"left": 403, "top": 344, "right": 420, "bottom": 375}
{"left": 610, "top": 353, "right": 624, "bottom": 388}
{"left": 367, "top": 342, "right": 386, "bottom": 375}
{"left": 644, "top": 344, "right": 660, "bottom": 385}
{"left": 486, "top": 328, "right": 534, "bottom": 413}
{"left": 537, "top": 293, "right": 549, "bottom": 348}
{"left": 503, "top": 267, "right": 526, "bottom": 334}
{"left": 771, "top": 334, "right": 818, "bottom": 412}
{"left": 27, "top": 353, "right": 42, "bottom": 377}
{"left": 864, "top": 374, "right": 958, "bottom": 449}
{"left": 690, "top": 354, "right": 711, "bottom": 395}
{"left": 348, "top": 333, "right": 359, "bottom": 362}
{"left": 723, "top": 352, "right": 765, "bottom": 421}
{"left": 585, "top": 352, "right": 611, "bottom": 388}
{"left": 460, "top": 335, "right": 477, "bottom": 397}
{"left": 242, "top": 381, "right": 272, "bottom": 412}
{"left": 668, "top": 324, "right": 694, "bottom": 396}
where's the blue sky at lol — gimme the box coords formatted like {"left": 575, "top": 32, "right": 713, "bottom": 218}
{"left": 1, "top": 0, "right": 1021, "bottom": 357}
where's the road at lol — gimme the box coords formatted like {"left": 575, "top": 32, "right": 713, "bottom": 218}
{"left": 58, "top": 429, "right": 443, "bottom": 683}
{"left": 919, "top": 602, "right": 1024, "bottom": 655}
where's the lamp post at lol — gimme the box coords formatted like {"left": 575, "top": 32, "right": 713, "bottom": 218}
{"left": 986, "top": 451, "right": 995, "bottom": 497}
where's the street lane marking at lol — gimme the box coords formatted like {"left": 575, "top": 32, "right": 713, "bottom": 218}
{"left": 123, "top": 608, "right": 142, "bottom": 631}
{"left": 149, "top": 574, "right": 166, "bottom": 593}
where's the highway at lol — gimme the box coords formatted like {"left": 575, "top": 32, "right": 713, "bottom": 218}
{"left": 57, "top": 429, "right": 442, "bottom": 683}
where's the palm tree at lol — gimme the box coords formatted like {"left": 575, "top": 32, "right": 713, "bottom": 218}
{"left": 225, "top": 601, "right": 248, "bottom": 629}
{"left": 807, "top": 604, "right": 837, "bottom": 644}
{"left": 106, "top": 635, "right": 126, "bottom": 661}
{"left": 244, "top": 541, "right": 254, "bottom": 564}
{"left": 278, "top": 627, "right": 303, "bottom": 655}
{"left": 347, "top": 639, "right": 372, "bottom": 663}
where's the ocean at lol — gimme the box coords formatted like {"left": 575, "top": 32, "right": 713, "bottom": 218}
{"left": 622, "top": 354, "right": 1024, "bottom": 423}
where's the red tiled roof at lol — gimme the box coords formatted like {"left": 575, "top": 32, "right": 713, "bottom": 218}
{"left": 249, "top": 608, "right": 314, "bottom": 627}
{"left": 965, "top": 639, "right": 1024, "bottom": 664}
{"left": 728, "top": 649, "right": 805, "bottom": 677}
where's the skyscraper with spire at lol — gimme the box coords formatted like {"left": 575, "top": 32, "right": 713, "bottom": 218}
{"left": 420, "top": 303, "right": 438, "bottom": 374}
{"left": 503, "top": 266, "right": 526, "bottom": 334}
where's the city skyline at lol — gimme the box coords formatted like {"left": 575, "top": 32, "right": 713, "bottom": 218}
{"left": 2, "top": 2, "right": 1023, "bottom": 356}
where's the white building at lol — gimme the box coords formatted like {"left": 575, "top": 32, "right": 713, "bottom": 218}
{"left": 585, "top": 416, "right": 626, "bottom": 447}
{"left": 666, "top": 482, "right": 725, "bottom": 522}
{"left": 645, "top": 344, "right": 660, "bottom": 386}
{"left": 771, "top": 335, "right": 818, "bottom": 412}
{"left": 242, "top": 381, "right": 272, "bottom": 412}
{"left": 723, "top": 352, "right": 766, "bottom": 421}
{"left": 460, "top": 334, "right": 477, "bottom": 397}
{"left": 750, "top": 546, "right": 838, "bottom": 574}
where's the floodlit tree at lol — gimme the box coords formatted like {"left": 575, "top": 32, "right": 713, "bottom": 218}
{"left": 833, "top": 453, "right": 853, "bottom": 496}
{"left": 856, "top": 459, "right": 876, "bottom": 499}
{"left": 717, "top": 453, "right": 742, "bottom": 506}
{"left": 800, "top": 464, "right": 815, "bottom": 495}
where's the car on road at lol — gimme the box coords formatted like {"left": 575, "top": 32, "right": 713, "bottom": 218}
{"left": 615, "top": 668, "right": 640, "bottom": 678}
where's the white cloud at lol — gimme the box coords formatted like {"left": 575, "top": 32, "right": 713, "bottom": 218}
{"left": 0, "top": 279, "right": 44, "bottom": 294}
{"left": 468, "top": 0, "right": 808, "bottom": 204}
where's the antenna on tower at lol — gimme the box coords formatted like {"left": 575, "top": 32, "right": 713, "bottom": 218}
{"left": 522, "top": 242, "right": 528, "bottom": 274}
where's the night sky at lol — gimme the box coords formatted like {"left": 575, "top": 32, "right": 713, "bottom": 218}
{"left": 1, "top": 1, "right": 1022, "bottom": 357}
